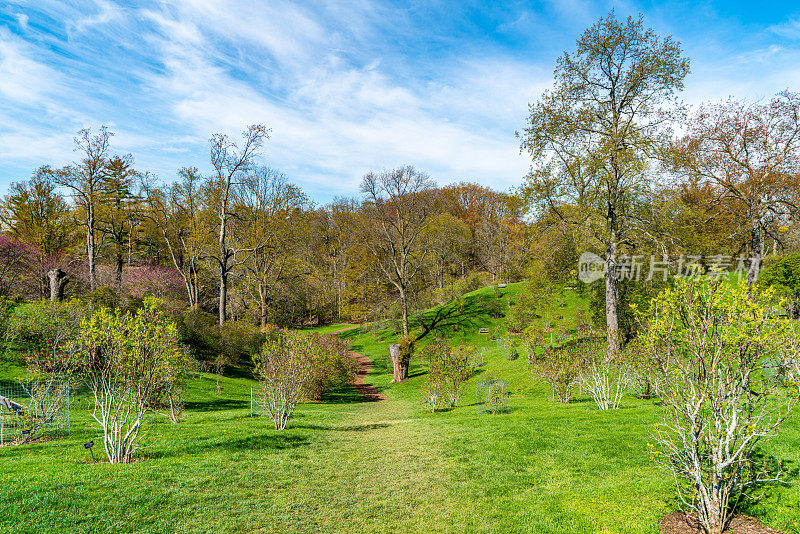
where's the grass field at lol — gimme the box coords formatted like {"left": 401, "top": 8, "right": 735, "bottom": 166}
{"left": 1, "top": 283, "right": 799, "bottom": 533}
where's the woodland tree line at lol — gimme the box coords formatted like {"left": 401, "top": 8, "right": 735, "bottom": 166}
{"left": 0, "top": 127, "right": 528, "bottom": 333}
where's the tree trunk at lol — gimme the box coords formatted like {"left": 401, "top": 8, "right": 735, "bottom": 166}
{"left": 219, "top": 269, "right": 228, "bottom": 326}
{"left": 389, "top": 344, "right": 402, "bottom": 383}
{"left": 748, "top": 216, "right": 761, "bottom": 286}
{"left": 259, "top": 283, "right": 268, "bottom": 330}
{"left": 399, "top": 286, "right": 409, "bottom": 336}
{"left": 47, "top": 269, "right": 69, "bottom": 302}
{"left": 115, "top": 253, "right": 124, "bottom": 291}
{"left": 605, "top": 248, "right": 620, "bottom": 352}
{"left": 87, "top": 220, "right": 97, "bottom": 291}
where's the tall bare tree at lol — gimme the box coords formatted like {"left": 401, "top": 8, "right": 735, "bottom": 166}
{"left": 238, "top": 167, "right": 310, "bottom": 328}
{"left": 142, "top": 168, "right": 204, "bottom": 308}
{"left": 519, "top": 13, "right": 689, "bottom": 351}
{"left": 207, "top": 124, "right": 269, "bottom": 325}
{"left": 360, "top": 166, "right": 436, "bottom": 336}
{"left": 49, "top": 127, "right": 113, "bottom": 291}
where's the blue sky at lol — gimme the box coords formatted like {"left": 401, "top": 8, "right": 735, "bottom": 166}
{"left": 1, "top": 1, "right": 800, "bottom": 203}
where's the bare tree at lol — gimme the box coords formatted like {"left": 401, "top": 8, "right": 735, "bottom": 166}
{"left": 207, "top": 125, "right": 269, "bottom": 325}
{"left": 142, "top": 169, "right": 204, "bottom": 308}
{"left": 360, "top": 166, "right": 436, "bottom": 337}
{"left": 49, "top": 127, "right": 113, "bottom": 291}
{"left": 669, "top": 91, "right": 800, "bottom": 285}
{"left": 238, "top": 167, "right": 310, "bottom": 328}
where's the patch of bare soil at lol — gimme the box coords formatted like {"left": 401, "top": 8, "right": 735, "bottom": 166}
{"left": 660, "top": 511, "right": 786, "bottom": 534}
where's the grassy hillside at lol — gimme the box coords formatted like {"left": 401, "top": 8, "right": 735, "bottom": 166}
{"left": 1, "top": 281, "right": 798, "bottom": 533}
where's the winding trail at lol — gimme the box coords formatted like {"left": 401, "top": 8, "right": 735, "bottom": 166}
{"left": 331, "top": 325, "right": 387, "bottom": 402}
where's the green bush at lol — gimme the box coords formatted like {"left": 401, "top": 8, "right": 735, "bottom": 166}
{"left": 305, "top": 333, "right": 357, "bottom": 401}
{"left": 5, "top": 299, "right": 88, "bottom": 372}
{"left": 422, "top": 340, "right": 475, "bottom": 410}
{"left": 759, "top": 253, "right": 800, "bottom": 314}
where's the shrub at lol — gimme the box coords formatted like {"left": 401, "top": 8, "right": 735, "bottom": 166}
{"left": 505, "top": 280, "right": 556, "bottom": 334}
{"left": 69, "top": 297, "right": 189, "bottom": 463}
{"left": 485, "top": 382, "right": 507, "bottom": 414}
{"left": 305, "top": 334, "right": 357, "bottom": 401}
{"left": 640, "top": 279, "right": 798, "bottom": 534}
{"left": 579, "top": 336, "right": 628, "bottom": 410}
{"left": 759, "top": 252, "right": 800, "bottom": 315}
{"left": 625, "top": 339, "right": 661, "bottom": 399}
{"left": 6, "top": 299, "right": 87, "bottom": 372}
{"left": 527, "top": 335, "right": 589, "bottom": 403}
{"left": 422, "top": 340, "right": 475, "bottom": 410}
{"left": 254, "top": 330, "right": 315, "bottom": 430}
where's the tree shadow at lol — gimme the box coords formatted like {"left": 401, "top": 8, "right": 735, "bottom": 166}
{"left": 184, "top": 399, "right": 248, "bottom": 412}
{"left": 320, "top": 383, "right": 388, "bottom": 404}
{"left": 736, "top": 449, "right": 798, "bottom": 515}
{"left": 149, "top": 433, "right": 310, "bottom": 459}
{"left": 289, "top": 422, "right": 390, "bottom": 432}
{"left": 412, "top": 293, "right": 503, "bottom": 341}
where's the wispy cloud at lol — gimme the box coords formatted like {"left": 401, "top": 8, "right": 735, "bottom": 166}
{"left": 769, "top": 18, "right": 800, "bottom": 40}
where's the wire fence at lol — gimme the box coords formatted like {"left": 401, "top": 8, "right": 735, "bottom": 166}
{"left": 0, "top": 380, "right": 70, "bottom": 445}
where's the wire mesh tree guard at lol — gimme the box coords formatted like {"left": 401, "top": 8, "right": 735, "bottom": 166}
{"left": 0, "top": 380, "right": 70, "bottom": 445}
{"left": 476, "top": 379, "right": 508, "bottom": 413}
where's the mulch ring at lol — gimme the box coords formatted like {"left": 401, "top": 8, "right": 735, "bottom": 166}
{"left": 660, "top": 511, "right": 786, "bottom": 534}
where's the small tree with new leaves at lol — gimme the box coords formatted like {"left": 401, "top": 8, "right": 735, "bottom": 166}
{"left": 70, "top": 298, "right": 188, "bottom": 463}
{"left": 254, "top": 329, "right": 315, "bottom": 430}
{"left": 640, "top": 279, "right": 797, "bottom": 534}
{"left": 422, "top": 340, "right": 475, "bottom": 410}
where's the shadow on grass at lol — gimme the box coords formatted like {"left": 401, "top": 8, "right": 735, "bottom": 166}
{"left": 185, "top": 399, "right": 248, "bottom": 412}
{"left": 289, "top": 422, "right": 390, "bottom": 432}
{"left": 149, "top": 433, "right": 310, "bottom": 458}
{"left": 320, "top": 384, "right": 388, "bottom": 404}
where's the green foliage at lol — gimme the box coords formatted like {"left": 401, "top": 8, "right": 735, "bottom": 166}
{"left": 177, "top": 309, "right": 261, "bottom": 367}
{"left": 5, "top": 299, "right": 87, "bottom": 372}
{"left": 70, "top": 297, "right": 190, "bottom": 463}
{"left": 305, "top": 334, "right": 357, "bottom": 401}
{"left": 639, "top": 279, "right": 798, "bottom": 532}
{"left": 760, "top": 253, "right": 800, "bottom": 312}
{"left": 254, "top": 329, "right": 315, "bottom": 430}
{"left": 422, "top": 340, "right": 475, "bottom": 410}
{"left": 526, "top": 335, "right": 592, "bottom": 403}
{"left": 81, "top": 287, "right": 144, "bottom": 315}
{"left": 505, "top": 279, "right": 557, "bottom": 334}
{"left": 589, "top": 277, "right": 669, "bottom": 343}
{"left": 485, "top": 382, "right": 507, "bottom": 414}
{"left": 398, "top": 332, "right": 416, "bottom": 368}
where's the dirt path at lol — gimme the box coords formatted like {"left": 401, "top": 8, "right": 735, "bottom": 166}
{"left": 330, "top": 325, "right": 387, "bottom": 401}
{"left": 349, "top": 351, "right": 387, "bottom": 401}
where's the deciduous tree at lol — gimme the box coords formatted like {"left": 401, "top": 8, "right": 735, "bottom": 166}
{"left": 520, "top": 12, "right": 689, "bottom": 351}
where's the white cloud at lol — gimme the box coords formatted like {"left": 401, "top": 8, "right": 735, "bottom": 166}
{"left": 769, "top": 18, "right": 800, "bottom": 40}
{"left": 13, "top": 13, "right": 29, "bottom": 30}
{"left": 0, "top": 30, "right": 59, "bottom": 104}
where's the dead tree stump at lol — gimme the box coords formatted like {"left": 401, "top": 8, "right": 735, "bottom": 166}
{"left": 389, "top": 343, "right": 402, "bottom": 383}
{"left": 47, "top": 269, "right": 69, "bottom": 302}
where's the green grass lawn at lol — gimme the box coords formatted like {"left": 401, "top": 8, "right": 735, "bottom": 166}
{"left": 1, "top": 282, "right": 799, "bottom": 533}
